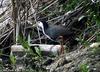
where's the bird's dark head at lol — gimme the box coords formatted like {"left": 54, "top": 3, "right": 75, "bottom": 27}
{"left": 37, "top": 21, "right": 49, "bottom": 31}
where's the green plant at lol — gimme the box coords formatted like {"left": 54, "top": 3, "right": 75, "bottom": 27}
{"left": 10, "top": 52, "right": 16, "bottom": 65}
{"left": 18, "top": 35, "right": 42, "bottom": 58}
{"left": 17, "top": 35, "right": 45, "bottom": 71}
{"left": 79, "top": 63, "right": 89, "bottom": 72}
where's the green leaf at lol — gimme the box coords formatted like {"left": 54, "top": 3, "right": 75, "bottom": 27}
{"left": 18, "top": 35, "right": 30, "bottom": 50}
{"left": 10, "top": 52, "right": 16, "bottom": 65}
{"left": 34, "top": 46, "right": 42, "bottom": 57}
{"left": 80, "top": 64, "right": 89, "bottom": 72}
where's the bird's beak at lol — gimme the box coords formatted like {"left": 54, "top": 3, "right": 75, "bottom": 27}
{"left": 33, "top": 24, "right": 37, "bottom": 27}
{"left": 32, "top": 21, "right": 40, "bottom": 27}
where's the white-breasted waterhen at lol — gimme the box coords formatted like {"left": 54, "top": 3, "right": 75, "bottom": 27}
{"left": 36, "top": 21, "right": 76, "bottom": 54}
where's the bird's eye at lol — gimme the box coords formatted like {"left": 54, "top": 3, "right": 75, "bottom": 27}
{"left": 37, "top": 21, "right": 42, "bottom": 26}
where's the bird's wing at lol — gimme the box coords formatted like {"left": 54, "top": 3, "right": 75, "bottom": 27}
{"left": 45, "top": 26, "right": 72, "bottom": 40}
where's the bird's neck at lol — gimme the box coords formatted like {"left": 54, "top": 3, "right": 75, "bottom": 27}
{"left": 44, "top": 24, "right": 49, "bottom": 31}
{"left": 42, "top": 25, "right": 56, "bottom": 41}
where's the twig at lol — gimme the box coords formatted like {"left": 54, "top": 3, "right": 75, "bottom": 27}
{"left": 87, "top": 31, "right": 97, "bottom": 42}
{"left": 31, "top": 36, "right": 45, "bottom": 43}
{"left": 0, "top": 0, "right": 4, "bottom": 7}
{"left": 0, "top": 29, "right": 14, "bottom": 44}
{"left": 38, "top": 0, "right": 58, "bottom": 14}
{"left": 0, "top": 27, "right": 13, "bottom": 38}
{"left": 29, "top": 0, "right": 42, "bottom": 44}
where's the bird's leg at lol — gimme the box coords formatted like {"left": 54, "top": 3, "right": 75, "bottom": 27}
{"left": 59, "top": 36, "right": 64, "bottom": 54}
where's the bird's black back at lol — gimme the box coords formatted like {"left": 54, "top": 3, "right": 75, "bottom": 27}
{"left": 45, "top": 25, "right": 73, "bottom": 40}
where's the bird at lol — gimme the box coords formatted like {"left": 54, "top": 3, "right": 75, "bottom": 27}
{"left": 36, "top": 21, "right": 77, "bottom": 54}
